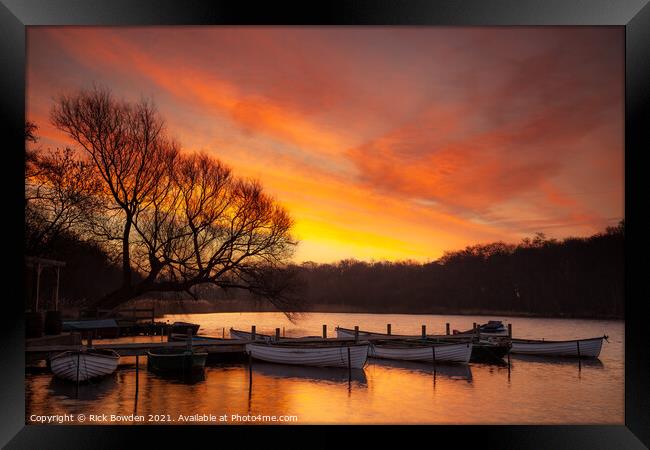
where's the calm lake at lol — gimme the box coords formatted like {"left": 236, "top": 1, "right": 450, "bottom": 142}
{"left": 25, "top": 312, "right": 624, "bottom": 424}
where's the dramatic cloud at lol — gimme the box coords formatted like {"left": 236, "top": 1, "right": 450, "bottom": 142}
{"left": 27, "top": 27, "right": 624, "bottom": 262}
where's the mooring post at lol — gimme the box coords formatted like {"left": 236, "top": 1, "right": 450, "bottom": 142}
{"left": 446, "top": 323, "right": 450, "bottom": 335}
{"left": 577, "top": 341, "right": 582, "bottom": 371}
{"left": 54, "top": 266, "right": 60, "bottom": 311}
{"left": 432, "top": 346, "right": 437, "bottom": 375}
{"left": 347, "top": 347, "right": 352, "bottom": 384}
{"left": 322, "top": 324, "right": 327, "bottom": 339}
{"left": 387, "top": 323, "right": 391, "bottom": 335}
{"left": 283, "top": 327, "right": 285, "bottom": 338}
{"left": 275, "top": 328, "right": 280, "bottom": 341}
{"left": 135, "top": 354, "right": 140, "bottom": 397}
{"left": 223, "top": 327, "right": 225, "bottom": 339}
{"left": 422, "top": 325, "right": 426, "bottom": 339}
{"left": 508, "top": 323, "right": 513, "bottom": 338}
{"left": 251, "top": 325, "right": 256, "bottom": 341}
{"left": 354, "top": 326, "right": 359, "bottom": 342}
{"left": 75, "top": 351, "right": 81, "bottom": 397}
{"left": 248, "top": 351, "right": 253, "bottom": 386}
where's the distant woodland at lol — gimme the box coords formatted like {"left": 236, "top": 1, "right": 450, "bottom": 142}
{"left": 28, "top": 221, "right": 624, "bottom": 320}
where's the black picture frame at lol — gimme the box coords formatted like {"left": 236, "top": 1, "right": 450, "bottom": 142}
{"left": 1, "top": 0, "right": 648, "bottom": 448}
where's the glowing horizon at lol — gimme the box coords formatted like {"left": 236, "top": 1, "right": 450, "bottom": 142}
{"left": 26, "top": 27, "right": 624, "bottom": 263}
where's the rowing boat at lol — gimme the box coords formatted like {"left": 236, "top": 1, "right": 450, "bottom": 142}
{"left": 168, "top": 333, "right": 227, "bottom": 342}
{"left": 369, "top": 340, "right": 472, "bottom": 364}
{"left": 510, "top": 336, "right": 606, "bottom": 358}
{"left": 335, "top": 326, "right": 509, "bottom": 362}
{"left": 246, "top": 341, "right": 369, "bottom": 369}
{"left": 147, "top": 348, "right": 208, "bottom": 373}
{"left": 50, "top": 348, "right": 120, "bottom": 382}
{"left": 454, "top": 320, "right": 509, "bottom": 337}
{"left": 170, "top": 321, "right": 200, "bottom": 335}
{"left": 230, "top": 328, "right": 273, "bottom": 341}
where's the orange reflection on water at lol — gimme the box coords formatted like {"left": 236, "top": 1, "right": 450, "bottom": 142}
{"left": 26, "top": 313, "right": 623, "bottom": 424}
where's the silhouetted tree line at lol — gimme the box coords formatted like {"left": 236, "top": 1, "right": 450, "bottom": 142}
{"left": 287, "top": 224, "right": 624, "bottom": 319}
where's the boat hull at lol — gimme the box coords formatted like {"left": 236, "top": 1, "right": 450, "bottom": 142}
{"left": 370, "top": 342, "right": 472, "bottom": 364}
{"left": 510, "top": 337, "right": 604, "bottom": 357}
{"left": 247, "top": 343, "right": 369, "bottom": 369}
{"left": 230, "top": 329, "right": 272, "bottom": 341}
{"left": 147, "top": 351, "right": 208, "bottom": 373}
{"left": 170, "top": 322, "right": 200, "bottom": 335}
{"left": 50, "top": 350, "right": 119, "bottom": 382}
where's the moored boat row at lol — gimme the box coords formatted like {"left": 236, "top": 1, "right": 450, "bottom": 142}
{"left": 47, "top": 320, "right": 608, "bottom": 382}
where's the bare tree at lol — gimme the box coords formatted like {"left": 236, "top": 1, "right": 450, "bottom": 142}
{"left": 25, "top": 123, "right": 103, "bottom": 255}
{"left": 49, "top": 86, "right": 300, "bottom": 311}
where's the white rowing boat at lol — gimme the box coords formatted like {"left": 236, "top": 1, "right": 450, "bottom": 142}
{"left": 369, "top": 341, "right": 472, "bottom": 364}
{"left": 510, "top": 336, "right": 606, "bottom": 358}
{"left": 246, "top": 342, "right": 369, "bottom": 369}
{"left": 230, "top": 328, "right": 273, "bottom": 341}
{"left": 50, "top": 348, "right": 120, "bottom": 382}
{"left": 335, "top": 326, "right": 396, "bottom": 339}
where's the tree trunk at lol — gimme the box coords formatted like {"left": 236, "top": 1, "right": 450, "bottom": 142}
{"left": 122, "top": 217, "right": 132, "bottom": 287}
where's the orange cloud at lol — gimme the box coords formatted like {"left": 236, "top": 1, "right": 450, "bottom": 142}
{"left": 26, "top": 27, "right": 624, "bottom": 262}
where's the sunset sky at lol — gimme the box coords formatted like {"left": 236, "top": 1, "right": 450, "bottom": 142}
{"left": 26, "top": 27, "right": 624, "bottom": 263}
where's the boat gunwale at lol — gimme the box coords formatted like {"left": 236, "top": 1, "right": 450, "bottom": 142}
{"left": 50, "top": 349, "right": 120, "bottom": 361}
{"left": 247, "top": 341, "right": 370, "bottom": 349}
{"left": 510, "top": 336, "right": 606, "bottom": 345}
{"left": 370, "top": 340, "right": 473, "bottom": 349}
{"left": 230, "top": 328, "right": 272, "bottom": 338}
{"left": 146, "top": 350, "right": 209, "bottom": 358}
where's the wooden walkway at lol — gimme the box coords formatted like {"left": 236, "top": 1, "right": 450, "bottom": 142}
{"left": 26, "top": 340, "right": 249, "bottom": 359}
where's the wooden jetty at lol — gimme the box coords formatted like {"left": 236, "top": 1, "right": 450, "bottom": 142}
{"left": 25, "top": 335, "right": 408, "bottom": 363}
{"left": 26, "top": 339, "right": 249, "bottom": 362}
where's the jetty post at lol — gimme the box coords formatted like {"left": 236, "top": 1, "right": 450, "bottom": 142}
{"left": 248, "top": 351, "right": 253, "bottom": 387}
{"left": 432, "top": 346, "right": 437, "bottom": 375}
{"left": 347, "top": 347, "right": 352, "bottom": 385}
{"left": 135, "top": 354, "right": 140, "bottom": 399}
{"left": 322, "top": 324, "right": 327, "bottom": 338}
{"left": 75, "top": 351, "right": 81, "bottom": 397}
{"left": 508, "top": 323, "right": 513, "bottom": 338}
{"left": 251, "top": 325, "right": 256, "bottom": 341}
{"left": 577, "top": 341, "right": 582, "bottom": 371}
{"left": 387, "top": 324, "right": 391, "bottom": 335}
{"left": 275, "top": 328, "right": 281, "bottom": 341}
{"left": 354, "top": 326, "right": 359, "bottom": 342}
{"left": 446, "top": 323, "right": 450, "bottom": 335}
{"left": 422, "top": 325, "right": 426, "bottom": 339}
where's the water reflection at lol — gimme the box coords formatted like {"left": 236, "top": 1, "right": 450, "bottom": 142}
{"left": 251, "top": 362, "right": 368, "bottom": 385}
{"left": 26, "top": 313, "right": 624, "bottom": 424}
{"left": 48, "top": 373, "right": 118, "bottom": 400}
{"left": 147, "top": 369, "right": 207, "bottom": 385}
{"left": 510, "top": 354, "right": 604, "bottom": 368}
{"left": 369, "top": 359, "right": 473, "bottom": 382}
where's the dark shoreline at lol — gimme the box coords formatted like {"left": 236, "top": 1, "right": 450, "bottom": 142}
{"left": 153, "top": 303, "right": 623, "bottom": 321}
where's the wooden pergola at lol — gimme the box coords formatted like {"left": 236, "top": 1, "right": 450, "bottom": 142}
{"left": 25, "top": 256, "right": 66, "bottom": 312}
